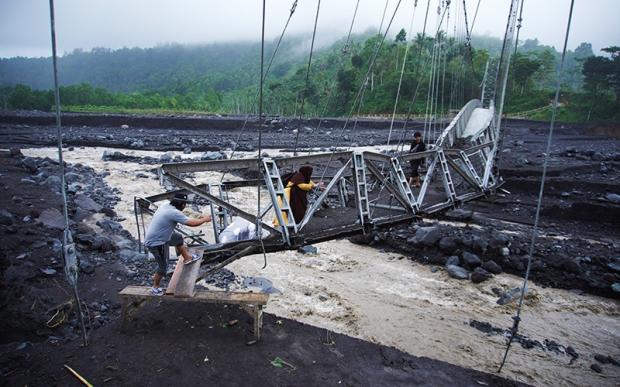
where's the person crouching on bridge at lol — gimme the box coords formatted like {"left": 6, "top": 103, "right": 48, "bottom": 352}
{"left": 144, "top": 193, "right": 211, "bottom": 296}
{"left": 408, "top": 132, "right": 426, "bottom": 188}
{"left": 274, "top": 165, "right": 322, "bottom": 226}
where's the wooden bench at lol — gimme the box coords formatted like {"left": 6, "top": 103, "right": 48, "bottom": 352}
{"left": 119, "top": 285, "right": 269, "bottom": 340}
{"left": 119, "top": 249, "right": 269, "bottom": 340}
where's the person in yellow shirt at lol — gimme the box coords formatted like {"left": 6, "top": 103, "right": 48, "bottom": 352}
{"left": 274, "top": 165, "right": 316, "bottom": 226}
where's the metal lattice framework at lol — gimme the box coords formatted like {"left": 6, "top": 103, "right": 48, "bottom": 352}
{"left": 133, "top": 0, "right": 522, "bottom": 274}
{"left": 135, "top": 94, "right": 503, "bottom": 272}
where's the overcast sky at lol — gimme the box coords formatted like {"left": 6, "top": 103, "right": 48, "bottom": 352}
{"left": 0, "top": 0, "right": 618, "bottom": 58}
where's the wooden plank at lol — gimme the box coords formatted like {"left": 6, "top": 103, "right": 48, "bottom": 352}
{"left": 119, "top": 286, "right": 269, "bottom": 305}
{"left": 165, "top": 258, "right": 184, "bottom": 295}
{"left": 173, "top": 248, "right": 205, "bottom": 298}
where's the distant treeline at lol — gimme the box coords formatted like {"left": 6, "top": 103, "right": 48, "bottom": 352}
{"left": 0, "top": 33, "right": 618, "bottom": 122}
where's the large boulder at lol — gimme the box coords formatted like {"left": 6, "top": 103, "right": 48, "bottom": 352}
{"left": 21, "top": 157, "right": 39, "bottom": 173}
{"left": 408, "top": 226, "right": 441, "bottom": 247}
{"left": 200, "top": 151, "right": 225, "bottom": 161}
{"left": 36, "top": 208, "right": 65, "bottom": 230}
{"left": 482, "top": 260, "right": 503, "bottom": 274}
{"left": 462, "top": 251, "right": 482, "bottom": 268}
{"left": 605, "top": 193, "right": 620, "bottom": 204}
{"left": 471, "top": 267, "right": 492, "bottom": 283}
{"left": 445, "top": 255, "right": 460, "bottom": 266}
{"left": 438, "top": 237, "right": 458, "bottom": 254}
{"left": 0, "top": 210, "right": 14, "bottom": 226}
{"left": 489, "top": 232, "right": 510, "bottom": 249}
{"left": 92, "top": 235, "right": 116, "bottom": 252}
{"left": 471, "top": 236, "right": 488, "bottom": 253}
{"left": 446, "top": 265, "right": 469, "bottom": 280}
{"left": 159, "top": 152, "right": 174, "bottom": 163}
{"left": 74, "top": 194, "right": 102, "bottom": 213}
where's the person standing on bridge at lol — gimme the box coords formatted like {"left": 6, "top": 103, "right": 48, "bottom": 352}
{"left": 408, "top": 132, "right": 426, "bottom": 188}
{"left": 144, "top": 193, "right": 211, "bottom": 295}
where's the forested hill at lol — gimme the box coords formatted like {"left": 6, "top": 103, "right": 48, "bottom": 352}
{"left": 0, "top": 32, "right": 618, "bottom": 122}
{"left": 0, "top": 38, "right": 314, "bottom": 93}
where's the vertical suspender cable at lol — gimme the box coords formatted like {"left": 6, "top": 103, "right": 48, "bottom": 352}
{"left": 257, "top": 0, "right": 268, "bottom": 269}
{"left": 293, "top": 0, "right": 321, "bottom": 155}
{"left": 305, "top": 0, "right": 360, "bottom": 155}
{"left": 48, "top": 0, "right": 88, "bottom": 347}
{"left": 513, "top": 0, "right": 524, "bottom": 55}
{"left": 497, "top": 0, "right": 574, "bottom": 373}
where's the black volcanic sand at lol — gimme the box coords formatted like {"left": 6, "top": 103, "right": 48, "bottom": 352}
{"left": 0, "top": 151, "right": 523, "bottom": 386}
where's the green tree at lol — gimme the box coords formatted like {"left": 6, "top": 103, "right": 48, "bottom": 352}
{"left": 395, "top": 28, "right": 407, "bottom": 43}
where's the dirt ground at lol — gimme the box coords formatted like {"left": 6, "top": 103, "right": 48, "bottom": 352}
{"left": 1, "top": 113, "right": 619, "bottom": 386}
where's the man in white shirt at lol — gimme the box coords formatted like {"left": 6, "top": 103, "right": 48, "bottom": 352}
{"left": 144, "top": 193, "right": 211, "bottom": 295}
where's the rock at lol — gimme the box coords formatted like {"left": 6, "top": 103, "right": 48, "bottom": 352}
{"left": 96, "top": 219, "right": 123, "bottom": 233}
{"left": 183, "top": 147, "right": 192, "bottom": 154}
{"left": 461, "top": 251, "right": 482, "bottom": 268}
{"left": 102, "top": 150, "right": 129, "bottom": 161}
{"left": 471, "top": 236, "right": 488, "bottom": 253}
{"left": 446, "top": 265, "right": 469, "bottom": 280}
{"left": 482, "top": 260, "right": 503, "bottom": 274}
{"left": 9, "top": 148, "right": 22, "bottom": 157}
{"left": 76, "top": 233, "right": 95, "bottom": 245}
{"left": 160, "top": 152, "right": 174, "bottom": 163}
{"left": 496, "top": 287, "right": 522, "bottom": 305}
{"left": 409, "top": 226, "right": 441, "bottom": 247}
{"left": 297, "top": 245, "right": 318, "bottom": 255}
{"left": 43, "top": 175, "right": 62, "bottom": 190}
{"left": 489, "top": 232, "right": 510, "bottom": 249}
{"left": 22, "top": 157, "right": 38, "bottom": 173}
{"left": 40, "top": 268, "right": 56, "bottom": 276}
{"left": 445, "top": 255, "right": 460, "bottom": 266}
{"left": 594, "top": 354, "right": 619, "bottom": 366}
{"left": 79, "top": 260, "right": 95, "bottom": 274}
{"left": 121, "top": 124, "right": 129, "bottom": 129}
{"left": 608, "top": 262, "right": 620, "bottom": 273}
{"left": 590, "top": 363, "right": 602, "bottom": 373}
{"left": 74, "top": 194, "right": 102, "bottom": 212}
{"left": 0, "top": 209, "right": 14, "bottom": 226}
{"left": 444, "top": 209, "right": 473, "bottom": 221}
{"left": 508, "top": 256, "right": 525, "bottom": 272}
{"left": 11, "top": 195, "right": 24, "bottom": 204}
{"left": 130, "top": 139, "right": 144, "bottom": 148}
{"left": 470, "top": 267, "right": 492, "bottom": 283}
{"left": 92, "top": 235, "right": 116, "bottom": 252}
{"left": 612, "top": 283, "right": 620, "bottom": 294}
{"left": 563, "top": 258, "right": 581, "bottom": 275}
{"left": 200, "top": 151, "right": 225, "bottom": 161}
{"left": 438, "top": 237, "right": 458, "bottom": 253}
{"left": 36, "top": 208, "right": 65, "bottom": 230}
{"left": 605, "top": 193, "right": 620, "bottom": 204}
{"left": 500, "top": 247, "right": 510, "bottom": 256}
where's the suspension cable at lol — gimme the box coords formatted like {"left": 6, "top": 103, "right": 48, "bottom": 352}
{"left": 264, "top": 0, "right": 298, "bottom": 80}
{"left": 318, "top": 0, "right": 404, "bottom": 183}
{"left": 470, "top": 0, "right": 481, "bottom": 33}
{"left": 394, "top": 0, "right": 433, "bottom": 153}
{"left": 497, "top": 0, "right": 574, "bottom": 373}
{"left": 48, "top": 0, "right": 88, "bottom": 347}
{"left": 292, "top": 0, "right": 321, "bottom": 155}
{"left": 386, "top": 0, "right": 419, "bottom": 147}
{"left": 304, "top": 0, "right": 361, "bottom": 156}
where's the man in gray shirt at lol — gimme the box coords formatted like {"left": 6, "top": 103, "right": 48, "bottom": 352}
{"left": 144, "top": 193, "right": 211, "bottom": 295}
